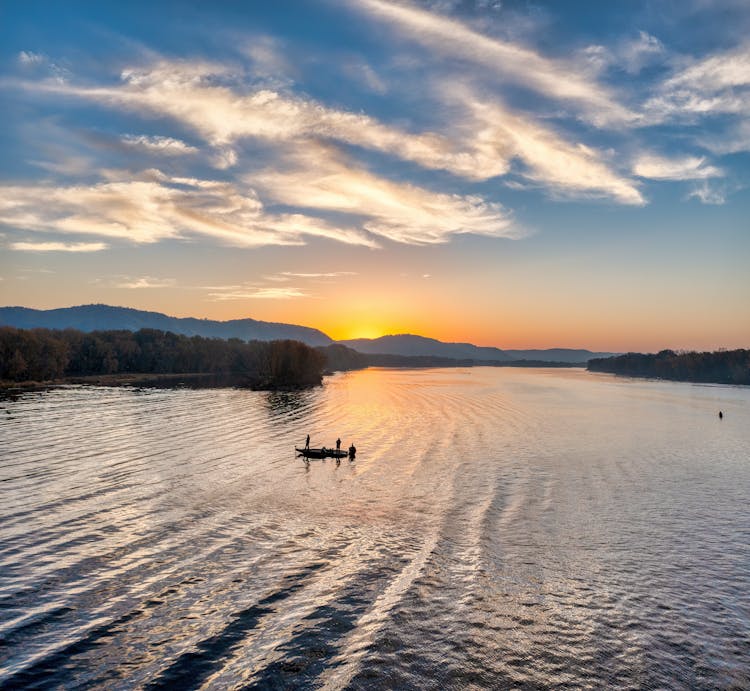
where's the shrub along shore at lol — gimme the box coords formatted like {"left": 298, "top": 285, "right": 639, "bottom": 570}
{"left": 588, "top": 349, "right": 750, "bottom": 385}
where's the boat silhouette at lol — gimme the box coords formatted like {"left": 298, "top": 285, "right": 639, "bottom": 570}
{"left": 296, "top": 447, "right": 353, "bottom": 460}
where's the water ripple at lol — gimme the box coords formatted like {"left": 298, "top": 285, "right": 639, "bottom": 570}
{"left": 1, "top": 369, "right": 749, "bottom": 689}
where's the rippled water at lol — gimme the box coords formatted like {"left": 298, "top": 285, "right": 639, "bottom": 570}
{"left": 1, "top": 367, "right": 749, "bottom": 689}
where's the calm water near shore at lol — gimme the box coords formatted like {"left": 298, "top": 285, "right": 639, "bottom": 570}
{"left": 1, "top": 367, "right": 749, "bottom": 689}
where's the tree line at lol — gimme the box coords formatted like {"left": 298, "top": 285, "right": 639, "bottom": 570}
{"left": 0, "top": 327, "right": 325, "bottom": 389}
{"left": 587, "top": 349, "right": 750, "bottom": 385}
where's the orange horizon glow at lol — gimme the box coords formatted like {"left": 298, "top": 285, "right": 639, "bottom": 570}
{"left": 8, "top": 295, "right": 749, "bottom": 354}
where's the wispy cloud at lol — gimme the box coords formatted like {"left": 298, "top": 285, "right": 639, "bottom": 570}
{"left": 633, "top": 154, "right": 722, "bottom": 180}
{"left": 117, "top": 276, "right": 176, "bottom": 288}
{"left": 208, "top": 286, "right": 307, "bottom": 300}
{"left": 9, "top": 55, "right": 647, "bottom": 204}
{"left": 350, "top": 0, "right": 635, "bottom": 126}
{"left": 0, "top": 169, "right": 374, "bottom": 247}
{"left": 18, "top": 51, "right": 45, "bottom": 66}
{"left": 686, "top": 181, "right": 728, "bottom": 205}
{"left": 241, "top": 35, "right": 293, "bottom": 83}
{"left": 16, "top": 60, "right": 510, "bottom": 180}
{"left": 580, "top": 31, "right": 665, "bottom": 77}
{"left": 620, "top": 32, "right": 665, "bottom": 74}
{"left": 340, "top": 60, "right": 387, "bottom": 94}
{"left": 121, "top": 134, "right": 198, "bottom": 155}
{"left": 645, "top": 44, "right": 750, "bottom": 121}
{"left": 454, "top": 93, "right": 644, "bottom": 204}
{"left": 698, "top": 120, "right": 750, "bottom": 154}
{"left": 16, "top": 49, "right": 69, "bottom": 82}
{"left": 280, "top": 271, "right": 357, "bottom": 279}
{"left": 252, "top": 144, "right": 519, "bottom": 244}
{"left": 9, "top": 241, "right": 108, "bottom": 252}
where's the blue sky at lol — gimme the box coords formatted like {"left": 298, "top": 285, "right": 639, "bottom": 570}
{"left": 1, "top": 0, "right": 748, "bottom": 349}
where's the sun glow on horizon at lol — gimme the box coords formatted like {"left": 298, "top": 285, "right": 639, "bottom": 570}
{"left": 325, "top": 323, "right": 396, "bottom": 341}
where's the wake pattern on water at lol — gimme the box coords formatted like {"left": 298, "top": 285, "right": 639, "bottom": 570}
{"left": 1, "top": 368, "right": 749, "bottom": 689}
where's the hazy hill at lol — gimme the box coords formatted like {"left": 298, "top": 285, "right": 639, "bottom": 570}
{"left": 0, "top": 305, "right": 333, "bottom": 347}
{"left": 338, "top": 335, "right": 615, "bottom": 363}
{"left": 339, "top": 335, "right": 512, "bottom": 361}
{"left": 0, "top": 306, "right": 617, "bottom": 362}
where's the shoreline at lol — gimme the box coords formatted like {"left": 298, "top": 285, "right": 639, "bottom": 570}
{"left": 0, "top": 372, "right": 324, "bottom": 395}
{"left": 1, "top": 362, "right": 585, "bottom": 395}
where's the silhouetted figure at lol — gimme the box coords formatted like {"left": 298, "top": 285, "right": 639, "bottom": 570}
{"left": 348, "top": 444, "right": 356, "bottom": 460}
{"left": 719, "top": 411, "right": 723, "bottom": 419}
{"left": 305, "top": 434, "right": 310, "bottom": 449}
{"left": 336, "top": 438, "right": 341, "bottom": 451}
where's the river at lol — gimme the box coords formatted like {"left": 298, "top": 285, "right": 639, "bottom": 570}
{"left": 1, "top": 367, "right": 748, "bottom": 689}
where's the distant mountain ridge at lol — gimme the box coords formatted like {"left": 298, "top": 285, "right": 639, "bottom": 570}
{"left": 340, "top": 334, "right": 512, "bottom": 361}
{"left": 339, "top": 335, "right": 616, "bottom": 363}
{"left": 0, "top": 306, "right": 617, "bottom": 362}
{"left": 0, "top": 305, "right": 333, "bottom": 347}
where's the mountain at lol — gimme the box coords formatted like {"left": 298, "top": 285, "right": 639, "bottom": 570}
{"left": 338, "top": 335, "right": 512, "bottom": 361}
{"left": 0, "top": 305, "right": 333, "bottom": 347}
{"left": 337, "top": 335, "right": 615, "bottom": 363}
{"left": 1, "top": 306, "right": 617, "bottom": 362}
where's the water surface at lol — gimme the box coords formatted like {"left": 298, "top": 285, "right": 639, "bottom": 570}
{"left": 1, "top": 368, "right": 749, "bottom": 689}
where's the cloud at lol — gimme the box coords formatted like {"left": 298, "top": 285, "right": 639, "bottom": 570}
{"left": 687, "top": 182, "right": 726, "bottom": 205}
{"left": 454, "top": 93, "right": 644, "bottom": 204}
{"left": 645, "top": 44, "right": 750, "bottom": 120}
{"left": 20, "top": 60, "right": 510, "bottom": 179}
{"left": 2, "top": 151, "right": 517, "bottom": 249}
{"left": 280, "top": 271, "right": 356, "bottom": 278}
{"left": 9, "top": 241, "right": 108, "bottom": 252}
{"left": 251, "top": 144, "right": 519, "bottom": 244}
{"left": 0, "top": 169, "right": 374, "bottom": 248}
{"left": 620, "top": 32, "right": 665, "bottom": 74}
{"left": 632, "top": 154, "right": 723, "bottom": 180}
{"left": 18, "top": 51, "right": 45, "bottom": 66}
{"left": 666, "top": 44, "right": 750, "bottom": 92}
{"left": 117, "top": 276, "right": 176, "bottom": 288}
{"left": 242, "top": 35, "right": 292, "bottom": 82}
{"left": 30, "top": 155, "right": 96, "bottom": 176}
{"left": 341, "top": 60, "right": 388, "bottom": 95}
{"left": 581, "top": 31, "right": 665, "bottom": 77}
{"left": 12, "top": 56, "right": 644, "bottom": 203}
{"left": 350, "top": 0, "right": 635, "bottom": 126}
{"left": 121, "top": 134, "right": 198, "bottom": 155}
{"left": 698, "top": 119, "right": 750, "bottom": 154}
{"left": 208, "top": 286, "right": 307, "bottom": 300}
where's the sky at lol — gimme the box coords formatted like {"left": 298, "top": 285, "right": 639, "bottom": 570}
{"left": 1, "top": 0, "right": 748, "bottom": 351}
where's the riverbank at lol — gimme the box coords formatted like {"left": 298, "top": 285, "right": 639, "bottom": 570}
{"left": 1, "top": 360, "right": 586, "bottom": 395}
{"left": 0, "top": 371, "right": 324, "bottom": 396}
{"left": 588, "top": 349, "right": 750, "bottom": 385}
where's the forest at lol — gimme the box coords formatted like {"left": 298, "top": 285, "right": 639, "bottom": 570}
{"left": 0, "top": 327, "right": 325, "bottom": 389}
{"left": 587, "top": 349, "right": 750, "bottom": 385}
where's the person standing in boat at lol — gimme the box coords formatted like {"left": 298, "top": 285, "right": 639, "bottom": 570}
{"left": 336, "top": 438, "right": 341, "bottom": 452}
{"left": 305, "top": 434, "right": 310, "bottom": 449}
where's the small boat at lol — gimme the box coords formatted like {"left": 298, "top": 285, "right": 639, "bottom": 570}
{"left": 296, "top": 447, "right": 353, "bottom": 460}
{"left": 296, "top": 447, "right": 349, "bottom": 459}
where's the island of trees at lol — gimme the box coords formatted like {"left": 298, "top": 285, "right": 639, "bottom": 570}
{"left": 587, "top": 349, "right": 750, "bottom": 385}
{"left": 0, "top": 327, "right": 325, "bottom": 390}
